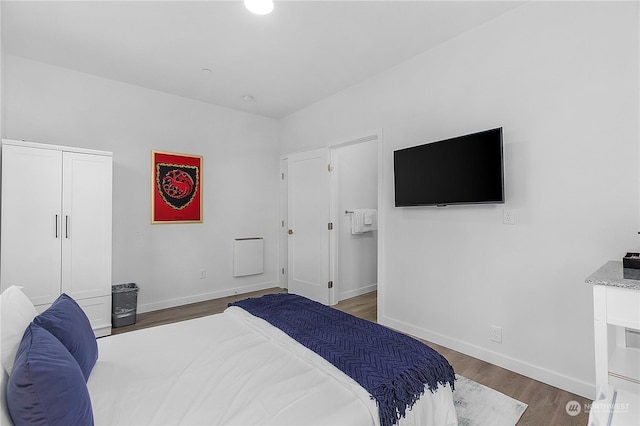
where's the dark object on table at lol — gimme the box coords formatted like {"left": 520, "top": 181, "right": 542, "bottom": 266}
{"left": 623, "top": 252, "right": 640, "bottom": 269}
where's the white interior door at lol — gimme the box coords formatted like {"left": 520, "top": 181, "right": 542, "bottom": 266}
{"left": 279, "top": 156, "right": 289, "bottom": 289}
{"left": 287, "top": 148, "right": 331, "bottom": 305}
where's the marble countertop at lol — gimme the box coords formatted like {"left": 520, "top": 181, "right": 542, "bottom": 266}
{"left": 585, "top": 261, "right": 640, "bottom": 290}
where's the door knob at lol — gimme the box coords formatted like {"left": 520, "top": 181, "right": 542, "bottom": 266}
{"left": 288, "top": 229, "right": 294, "bottom": 235}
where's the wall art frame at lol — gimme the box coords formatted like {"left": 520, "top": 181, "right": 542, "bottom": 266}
{"left": 151, "top": 150, "right": 203, "bottom": 224}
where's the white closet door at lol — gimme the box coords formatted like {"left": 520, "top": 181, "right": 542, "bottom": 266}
{"left": 61, "top": 152, "right": 112, "bottom": 300}
{"left": 287, "top": 148, "right": 331, "bottom": 305}
{"left": 0, "top": 145, "right": 63, "bottom": 305}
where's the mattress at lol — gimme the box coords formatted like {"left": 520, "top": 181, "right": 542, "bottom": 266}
{"left": 88, "top": 306, "right": 457, "bottom": 426}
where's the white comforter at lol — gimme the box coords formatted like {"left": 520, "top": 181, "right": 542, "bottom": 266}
{"left": 88, "top": 306, "right": 457, "bottom": 426}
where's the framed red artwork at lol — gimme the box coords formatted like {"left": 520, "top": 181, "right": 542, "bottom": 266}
{"left": 151, "top": 150, "right": 203, "bottom": 224}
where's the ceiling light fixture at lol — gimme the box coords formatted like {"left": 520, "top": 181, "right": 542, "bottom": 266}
{"left": 244, "top": 0, "right": 274, "bottom": 15}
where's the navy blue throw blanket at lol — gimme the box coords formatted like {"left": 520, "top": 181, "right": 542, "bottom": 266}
{"left": 229, "top": 293, "right": 455, "bottom": 426}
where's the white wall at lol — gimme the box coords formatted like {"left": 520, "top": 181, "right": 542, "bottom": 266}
{"left": 334, "top": 140, "right": 378, "bottom": 300}
{"left": 0, "top": 0, "right": 4, "bottom": 140}
{"left": 281, "top": 1, "right": 639, "bottom": 399}
{"left": 2, "top": 55, "right": 282, "bottom": 312}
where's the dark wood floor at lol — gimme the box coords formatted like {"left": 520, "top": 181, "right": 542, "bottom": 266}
{"left": 112, "top": 288, "right": 590, "bottom": 425}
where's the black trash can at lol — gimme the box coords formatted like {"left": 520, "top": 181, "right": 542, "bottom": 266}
{"left": 112, "top": 283, "right": 139, "bottom": 327}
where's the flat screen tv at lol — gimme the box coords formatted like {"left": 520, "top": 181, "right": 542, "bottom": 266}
{"left": 393, "top": 127, "right": 504, "bottom": 207}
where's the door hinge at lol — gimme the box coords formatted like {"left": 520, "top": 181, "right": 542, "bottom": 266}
{"left": 328, "top": 281, "right": 333, "bottom": 289}
{"left": 281, "top": 220, "right": 285, "bottom": 227}
{"left": 282, "top": 268, "right": 285, "bottom": 275}
{"left": 328, "top": 164, "right": 334, "bottom": 172}
{"left": 328, "top": 222, "right": 333, "bottom": 230}
{"left": 281, "top": 172, "right": 285, "bottom": 180}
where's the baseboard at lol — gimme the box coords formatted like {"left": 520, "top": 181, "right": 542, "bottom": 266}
{"left": 380, "top": 314, "right": 595, "bottom": 400}
{"left": 338, "top": 283, "right": 377, "bottom": 301}
{"left": 137, "top": 281, "right": 279, "bottom": 314}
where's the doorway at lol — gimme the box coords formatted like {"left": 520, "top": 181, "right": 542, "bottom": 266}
{"left": 280, "top": 131, "right": 381, "bottom": 306}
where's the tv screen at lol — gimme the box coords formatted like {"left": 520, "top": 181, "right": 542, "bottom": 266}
{"left": 393, "top": 128, "right": 504, "bottom": 207}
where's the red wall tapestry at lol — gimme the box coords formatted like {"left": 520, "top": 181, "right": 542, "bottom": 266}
{"left": 151, "top": 150, "right": 203, "bottom": 223}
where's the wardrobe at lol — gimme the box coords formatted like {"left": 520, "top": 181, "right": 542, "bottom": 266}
{"left": 0, "top": 139, "right": 113, "bottom": 337}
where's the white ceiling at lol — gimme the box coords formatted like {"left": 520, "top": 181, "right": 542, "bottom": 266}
{"left": 2, "top": 1, "right": 523, "bottom": 119}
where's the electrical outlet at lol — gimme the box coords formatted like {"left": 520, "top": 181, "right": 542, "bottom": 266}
{"left": 491, "top": 325, "right": 503, "bottom": 343}
{"left": 503, "top": 208, "right": 515, "bottom": 225}
{"left": 199, "top": 269, "right": 206, "bottom": 279}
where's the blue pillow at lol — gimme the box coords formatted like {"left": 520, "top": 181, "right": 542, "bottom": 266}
{"left": 33, "top": 293, "right": 98, "bottom": 381}
{"left": 6, "top": 323, "right": 94, "bottom": 426}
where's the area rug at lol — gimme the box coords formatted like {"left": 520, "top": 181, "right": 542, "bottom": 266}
{"left": 453, "top": 374, "right": 528, "bottom": 426}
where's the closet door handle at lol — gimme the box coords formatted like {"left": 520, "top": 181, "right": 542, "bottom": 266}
{"left": 55, "top": 215, "right": 59, "bottom": 238}
{"left": 65, "top": 215, "right": 69, "bottom": 239}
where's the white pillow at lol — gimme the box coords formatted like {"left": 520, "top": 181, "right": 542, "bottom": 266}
{"left": 0, "top": 286, "right": 38, "bottom": 375}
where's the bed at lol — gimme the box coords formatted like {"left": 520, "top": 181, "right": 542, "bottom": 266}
{"left": 1, "top": 286, "right": 458, "bottom": 426}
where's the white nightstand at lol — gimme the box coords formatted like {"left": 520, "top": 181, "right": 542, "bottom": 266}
{"left": 587, "top": 261, "right": 640, "bottom": 426}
